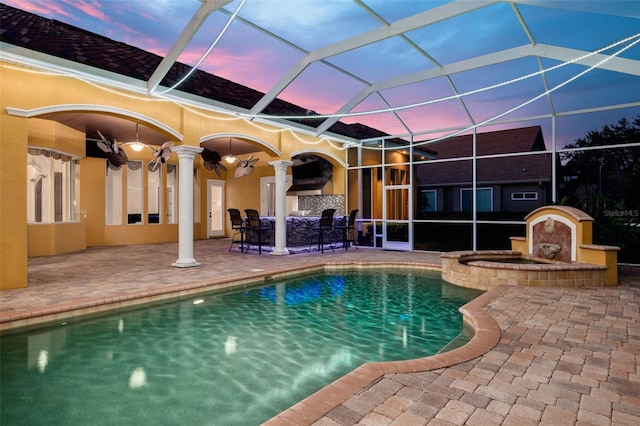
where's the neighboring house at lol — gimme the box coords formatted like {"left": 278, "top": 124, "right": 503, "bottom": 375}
{"left": 416, "top": 126, "right": 552, "bottom": 218}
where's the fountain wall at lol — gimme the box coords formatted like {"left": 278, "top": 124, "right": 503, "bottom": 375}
{"left": 442, "top": 206, "right": 619, "bottom": 290}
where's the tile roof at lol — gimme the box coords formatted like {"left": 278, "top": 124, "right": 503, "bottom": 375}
{"left": 425, "top": 126, "right": 546, "bottom": 158}
{"left": 0, "top": 3, "right": 390, "bottom": 141}
{"left": 417, "top": 126, "right": 552, "bottom": 185}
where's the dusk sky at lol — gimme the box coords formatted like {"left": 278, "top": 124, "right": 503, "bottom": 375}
{"left": 3, "top": 0, "right": 639, "bottom": 147}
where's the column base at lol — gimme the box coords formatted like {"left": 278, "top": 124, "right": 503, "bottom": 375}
{"left": 270, "top": 248, "right": 290, "bottom": 256}
{"left": 171, "top": 259, "right": 201, "bottom": 268}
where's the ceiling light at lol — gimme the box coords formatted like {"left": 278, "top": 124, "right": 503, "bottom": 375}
{"left": 131, "top": 142, "right": 145, "bottom": 152}
{"left": 224, "top": 137, "right": 236, "bottom": 164}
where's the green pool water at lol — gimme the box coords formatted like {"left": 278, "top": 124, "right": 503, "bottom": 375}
{"left": 0, "top": 269, "right": 482, "bottom": 425}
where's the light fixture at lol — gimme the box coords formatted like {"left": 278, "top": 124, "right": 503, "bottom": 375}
{"left": 223, "top": 137, "right": 237, "bottom": 164}
{"left": 121, "top": 123, "right": 146, "bottom": 152}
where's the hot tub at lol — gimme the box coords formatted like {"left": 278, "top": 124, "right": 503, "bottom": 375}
{"left": 441, "top": 250, "right": 607, "bottom": 290}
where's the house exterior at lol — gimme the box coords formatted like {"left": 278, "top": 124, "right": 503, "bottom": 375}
{"left": 1, "top": 3, "right": 388, "bottom": 289}
{"left": 415, "top": 126, "right": 552, "bottom": 219}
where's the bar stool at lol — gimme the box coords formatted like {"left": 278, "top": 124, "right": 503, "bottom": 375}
{"left": 228, "top": 208, "right": 247, "bottom": 252}
{"left": 311, "top": 208, "right": 336, "bottom": 253}
{"left": 336, "top": 209, "right": 359, "bottom": 250}
{"left": 244, "top": 209, "right": 272, "bottom": 254}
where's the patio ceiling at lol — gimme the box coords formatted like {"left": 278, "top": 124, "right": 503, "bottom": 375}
{"left": 2, "top": 0, "right": 639, "bottom": 151}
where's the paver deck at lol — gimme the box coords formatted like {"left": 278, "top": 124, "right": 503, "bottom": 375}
{"left": 1, "top": 239, "right": 638, "bottom": 425}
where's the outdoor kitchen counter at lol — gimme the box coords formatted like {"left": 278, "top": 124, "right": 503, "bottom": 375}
{"left": 255, "top": 216, "right": 347, "bottom": 249}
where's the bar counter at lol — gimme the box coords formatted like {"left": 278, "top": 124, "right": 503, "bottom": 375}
{"left": 248, "top": 215, "right": 347, "bottom": 249}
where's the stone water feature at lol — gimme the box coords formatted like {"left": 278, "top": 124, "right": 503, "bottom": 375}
{"left": 441, "top": 206, "right": 620, "bottom": 290}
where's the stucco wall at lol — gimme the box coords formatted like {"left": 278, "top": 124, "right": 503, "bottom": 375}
{"left": 1, "top": 61, "right": 348, "bottom": 288}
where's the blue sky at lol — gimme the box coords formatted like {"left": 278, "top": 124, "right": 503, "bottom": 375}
{"left": 4, "top": 0, "right": 640, "bottom": 147}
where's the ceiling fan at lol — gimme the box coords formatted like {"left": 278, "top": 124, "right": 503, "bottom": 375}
{"left": 97, "top": 123, "right": 174, "bottom": 171}
{"left": 200, "top": 148, "right": 227, "bottom": 177}
{"left": 149, "top": 141, "right": 174, "bottom": 172}
{"left": 234, "top": 154, "right": 259, "bottom": 178}
{"left": 96, "top": 130, "right": 128, "bottom": 170}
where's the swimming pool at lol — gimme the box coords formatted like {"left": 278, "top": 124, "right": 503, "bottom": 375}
{"left": 0, "top": 269, "right": 482, "bottom": 425}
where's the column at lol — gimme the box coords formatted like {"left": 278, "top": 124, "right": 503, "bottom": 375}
{"left": 268, "top": 160, "right": 293, "bottom": 255}
{"left": 171, "top": 145, "right": 203, "bottom": 268}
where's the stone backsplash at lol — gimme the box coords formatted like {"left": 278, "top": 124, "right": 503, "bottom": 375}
{"left": 298, "top": 195, "right": 345, "bottom": 216}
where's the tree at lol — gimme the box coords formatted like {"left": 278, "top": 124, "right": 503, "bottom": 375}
{"left": 559, "top": 115, "right": 640, "bottom": 262}
{"left": 560, "top": 115, "right": 640, "bottom": 210}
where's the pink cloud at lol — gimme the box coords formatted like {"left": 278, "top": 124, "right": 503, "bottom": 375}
{"left": 4, "top": 0, "right": 72, "bottom": 19}
{"left": 64, "top": 0, "right": 108, "bottom": 22}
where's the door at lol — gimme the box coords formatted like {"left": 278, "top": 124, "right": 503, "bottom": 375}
{"left": 383, "top": 185, "right": 411, "bottom": 250}
{"left": 207, "top": 180, "right": 225, "bottom": 238}
{"left": 260, "top": 175, "right": 293, "bottom": 216}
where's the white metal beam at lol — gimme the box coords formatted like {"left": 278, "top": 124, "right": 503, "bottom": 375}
{"left": 314, "top": 42, "right": 640, "bottom": 135}
{"left": 249, "top": 0, "right": 498, "bottom": 116}
{"left": 509, "top": 0, "right": 640, "bottom": 19}
{"left": 147, "top": 0, "right": 233, "bottom": 94}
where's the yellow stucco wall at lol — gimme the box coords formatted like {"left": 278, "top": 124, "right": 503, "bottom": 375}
{"left": 0, "top": 114, "right": 28, "bottom": 289}
{"left": 28, "top": 222, "right": 87, "bottom": 256}
{"left": 1, "top": 61, "right": 348, "bottom": 289}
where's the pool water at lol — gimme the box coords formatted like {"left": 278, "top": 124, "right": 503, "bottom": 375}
{"left": 0, "top": 270, "right": 482, "bottom": 425}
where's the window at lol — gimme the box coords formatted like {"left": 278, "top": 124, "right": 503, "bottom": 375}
{"left": 193, "top": 168, "right": 199, "bottom": 223}
{"left": 105, "top": 160, "right": 177, "bottom": 225}
{"left": 511, "top": 191, "right": 538, "bottom": 201}
{"left": 27, "top": 148, "right": 79, "bottom": 223}
{"left": 105, "top": 163, "right": 123, "bottom": 225}
{"left": 127, "top": 161, "right": 143, "bottom": 224}
{"left": 166, "top": 164, "right": 177, "bottom": 224}
{"left": 148, "top": 163, "right": 162, "bottom": 223}
{"left": 461, "top": 188, "right": 493, "bottom": 212}
{"left": 418, "top": 190, "right": 437, "bottom": 213}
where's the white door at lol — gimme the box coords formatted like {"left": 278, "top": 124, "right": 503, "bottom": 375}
{"left": 207, "top": 180, "right": 225, "bottom": 238}
{"left": 383, "top": 185, "right": 412, "bottom": 251}
{"left": 260, "top": 175, "right": 293, "bottom": 216}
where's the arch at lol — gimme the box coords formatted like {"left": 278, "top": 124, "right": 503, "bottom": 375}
{"left": 528, "top": 213, "right": 577, "bottom": 261}
{"left": 199, "top": 132, "right": 281, "bottom": 157}
{"left": 291, "top": 148, "right": 347, "bottom": 169}
{"left": 6, "top": 104, "right": 183, "bottom": 142}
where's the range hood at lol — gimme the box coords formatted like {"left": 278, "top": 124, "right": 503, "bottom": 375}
{"left": 286, "top": 182, "right": 327, "bottom": 196}
{"left": 287, "top": 155, "right": 332, "bottom": 196}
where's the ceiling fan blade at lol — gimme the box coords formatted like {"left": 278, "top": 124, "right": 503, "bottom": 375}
{"left": 96, "top": 130, "right": 111, "bottom": 153}
{"left": 149, "top": 159, "right": 161, "bottom": 172}
{"left": 160, "top": 149, "right": 172, "bottom": 163}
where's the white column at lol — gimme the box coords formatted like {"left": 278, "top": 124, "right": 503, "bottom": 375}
{"left": 268, "top": 160, "right": 293, "bottom": 255}
{"left": 171, "top": 145, "right": 203, "bottom": 268}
